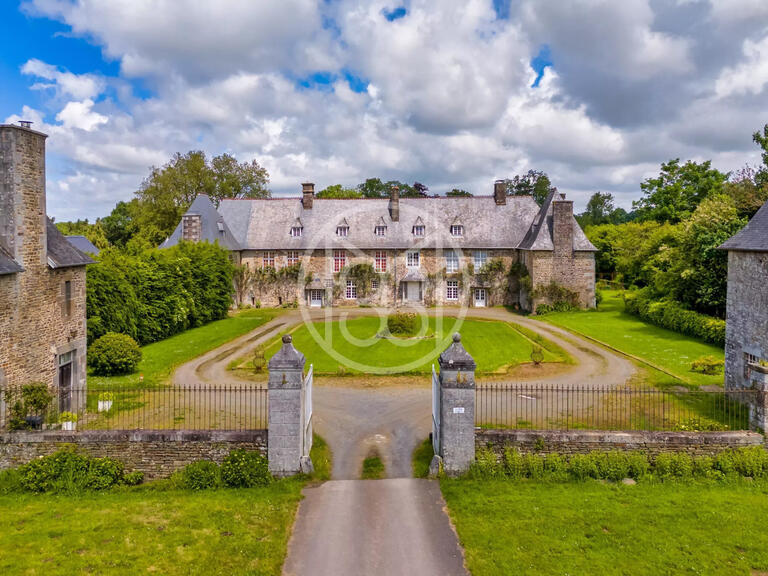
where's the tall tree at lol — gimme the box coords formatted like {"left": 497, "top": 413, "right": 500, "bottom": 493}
{"left": 503, "top": 170, "right": 555, "bottom": 205}
{"left": 633, "top": 159, "right": 729, "bottom": 223}
{"left": 578, "top": 192, "right": 615, "bottom": 226}
{"left": 316, "top": 184, "right": 362, "bottom": 199}
{"left": 210, "top": 153, "right": 270, "bottom": 200}
{"left": 446, "top": 188, "right": 472, "bottom": 197}
{"left": 753, "top": 124, "right": 768, "bottom": 187}
{"left": 99, "top": 199, "right": 142, "bottom": 248}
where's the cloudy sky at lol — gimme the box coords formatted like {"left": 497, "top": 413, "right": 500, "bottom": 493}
{"left": 2, "top": 0, "right": 767, "bottom": 221}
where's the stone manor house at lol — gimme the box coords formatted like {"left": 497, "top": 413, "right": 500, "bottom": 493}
{"left": 0, "top": 123, "right": 92, "bottom": 423}
{"left": 163, "top": 182, "right": 596, "bottom": 310}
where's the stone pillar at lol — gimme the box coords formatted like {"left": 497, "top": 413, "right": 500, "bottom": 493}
{"left": 268, "top": 335, "right": 308, "bottom": 476}
{"left": 438, "top": 333, "right": 476, "bottom": 475}
{"left": 749, "top": 365, "right": 768, "bottom": 432}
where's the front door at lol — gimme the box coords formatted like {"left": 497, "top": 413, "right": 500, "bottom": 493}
{"left": 309, "top": 289, "right": 323, "bottom": 307}
{"left": 407, "top": 282, "right": 421, "bottom": 302}
{"left": 58, "top": 357, "right": 73, "bottom": 413}
{"left": 474, "top": 288, "right": 487, "bottom": 307}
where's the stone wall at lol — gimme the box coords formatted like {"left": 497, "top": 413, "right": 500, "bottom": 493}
{"left": 0, "top": 430, "right": 268, "bottom": 479}
{"left": 476, "top": 429, "right": 763, "bottom": 458}
{"left": 525, "top": 250, "right": 595, "bottom": 311}
{"left": 724, "top": 250, "right": 768, "bottom": 391}
{"left": 0, "top": 125, "right": 88, "bottom": 399}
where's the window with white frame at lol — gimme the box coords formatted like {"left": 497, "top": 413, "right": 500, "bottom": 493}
{"left": 345, "top": 280, "right": 357, "bottom": 299}
{"left": 450, "top": 224, "right": 464, "bottom": 237}
{"left": 473, "top": 250, "right": 487, "bottom": 269}
{"left": 290, "top": 226, "right": 303, "bottom": 237}
{"left": 263, "top": 251, "right": 276, "bottom": 268}
{"left": 374, "top": 250, "right": 387, "bottom": 272}
{"left": 446, "top": 280, "right": 459, "bottom": 301}
{"left": 287, "top": 251, "right": 300, "bottom": 266}
{"left": 445, "top": 250, "right": 459, "bottom": 273}
{"left": 371, "top": 278, "right": 380, "bottom": 291}
{"left": 407, "top": 251, "right": 420, "bottom": 268}
{"left": 745, "top": 352, "right": 759, "bottom": 379}
{"left": 333, "top": 249, "right": 346, "bottom": 272}
{"left": 374, "top": 225, "right": 387, "bottom": 236}
{"left": 336, "top": 225, "right": 349, "bottom": 237}
{"left": 413, "top": 225, "right": 425, "bottom": 237}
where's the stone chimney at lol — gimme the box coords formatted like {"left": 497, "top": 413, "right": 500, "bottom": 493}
{"left": 302, "top": 182, "right": 314, "bottom": 210}
{"left": 181, "top": 213, "right": 202, "bottom": 242}
{"left": 0, "top": 123, "right": 48, "bottom": 269}
{"left": 494, "top": 180, "right": 506, "bottom": 205}
{"left": 389, "top": 185, "right": 400, "bottom": 222}
{"left": 552, "top": 193, "right": 574, "bottom": 258}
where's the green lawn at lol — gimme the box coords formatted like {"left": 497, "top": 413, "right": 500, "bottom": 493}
{"left": 263, "top": 316, "right": 566, "bottom": 375}
{"left": 442, "top": 479, "right": 768, "bottom": 576}
{"left": 89, "top": 308, "right": 283, "bottom": 389}
{"left": 540, "top": 291, "right": 724, "bottom": 387}
{"left": 361, "top": 450, "right": 385, "bottom": 479}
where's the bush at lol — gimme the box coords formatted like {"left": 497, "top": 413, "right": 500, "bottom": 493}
{"left": 503, "top": 447, "right": 525, "bottom": 479}
{"left": 623, "top": 289, "right": 725, "bottom": 346}
{"left": 595, "top": 288, "right": 604, "bottom": 308}
{"left": 220, "top": 449, "right": 271, "bottom": 488}
{"left": 691, "top": 355, "right": 725, "bottom": 375}
{"left": 18, "top": 450, "right": 125, "bottom": 492}
{"left": 88, "top": 332, "right": 143, "bottom": 375}
{"left": 387, "top": 312, "right": 418, "bottom": 336}
{"left": 182, "top": 460, "right": 221, "bottom": 490}
{"left": 5, "top": 383, "right": 53, "bottom": 430}
{"left": 86, "top": 457, "right": 125, "bottom": 490}
{"left": 252, "top": 346, "right": 266, "bottom": 373}
{"left": 123, "top": 470, "right": 144, "bottom": 486}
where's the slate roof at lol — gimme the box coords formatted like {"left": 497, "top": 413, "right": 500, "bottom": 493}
{"left": 160, "top": 194, "right": 241, "bottom": 250}
{"left": 0, "top": 246, "right": 23, "bottom": 275}
{"left": 518, "top": 190, "right": 597, "bottom": 251}
{"left": 720, "top": 201, "right": 768, "bottom": 252}
{"left": 66, "top": 235, "right": 100, "bottom": 256}
{"left": 47, "top": 220, "right": 95, "bottom": 269}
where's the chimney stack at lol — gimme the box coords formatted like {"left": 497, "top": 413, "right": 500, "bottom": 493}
{"left": 302, "top": 182, "right": 314, "bottom": 210}
{"left": 494, "top": 180, "right": 506, "bottom": 205}
{"left": 389, "top": 186, "right": 400, "bottom": 222}
{"left": 552, "top": 196, "right": 574, "bottom": 258}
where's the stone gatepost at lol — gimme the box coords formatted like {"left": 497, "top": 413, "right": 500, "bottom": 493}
{"left": 749, "top": 364, "right": 768, "bottom": 432}
{"left": 267, "top": 335, "right": 309, "bottom": 476}
{"left": 438, "top": 333, "right": 476, "bottom": 475}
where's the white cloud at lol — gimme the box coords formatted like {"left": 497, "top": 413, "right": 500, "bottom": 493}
{"left": 715, "top": 32, "right": 768, "bottom": 98}
{"left": 21, "top": 58, "right": 105, "bottom": 99}
{"left": 55, "top": 99, "right": 108, "bottom": 131}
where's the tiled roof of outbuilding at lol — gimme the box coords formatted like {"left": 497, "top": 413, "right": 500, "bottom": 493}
{"left": 47, "top": 220, "right": 95, "bottom": 268}
{"left": 66, "top": 235, "right": 100, "bottom": 256}
{"left": 719, "top": 201, "right": 768, "bottom": 252}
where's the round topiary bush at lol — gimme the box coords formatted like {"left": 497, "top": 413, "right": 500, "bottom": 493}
{"left": 88, "top": 332, "right": 142, "bottom": 376}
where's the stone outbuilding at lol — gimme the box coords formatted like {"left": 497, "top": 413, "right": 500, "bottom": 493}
{"left": 162, "top": 181, "right": 597, "bottom": 311}
{"left": 0, "top": 123, "right": 93, "bottom": 424}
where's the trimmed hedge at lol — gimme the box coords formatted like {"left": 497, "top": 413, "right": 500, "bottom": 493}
{"left": 623, "top": 289, "right": 725, "bottom": 347}
{"left": 88, "top": 332, "right": 142, "bottom": 375}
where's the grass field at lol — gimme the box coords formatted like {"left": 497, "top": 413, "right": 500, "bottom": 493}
{"left": 261, "top": 316, "right": 567, "bottom": 375}
{"left": 442, "top": 479, "right": 768, "bottom": 576}
{"left": 361, "top": 449, "right": 385, "bottom": 479}
{"left": 540, "top": 291, "right": 724, "bottom": 388}
{"left": 89, "top": 308, "right": 283, "bottom": 389}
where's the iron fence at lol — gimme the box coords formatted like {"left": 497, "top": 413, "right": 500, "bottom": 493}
{"left": 1, "top": 385, "right": 268, "bottom": 431}
{"left": 475, "top": 383, "right": 756, "bottom": 431}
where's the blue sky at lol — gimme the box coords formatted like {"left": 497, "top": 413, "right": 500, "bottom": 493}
{"left": 1, "top": 1, "right": 767, "bottom": 221}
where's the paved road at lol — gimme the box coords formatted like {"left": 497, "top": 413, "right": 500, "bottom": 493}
{"left": 282, "top": 478, "right": 468, "bottom": 576}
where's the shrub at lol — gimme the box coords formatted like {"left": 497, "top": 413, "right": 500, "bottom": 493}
{"left": 252, "top": 346, "right": 266, "bottom": 373}
{"left": 569, "top": 453, "right": 599, "bottom": 480}
{"left": 502, "top": 447, "right": 525, "bottom": 479}
{"left": 595, "top": 288, "right": 604, "bottom": 308}
{"left": 623, "top": 289, "right": 725, "bottom": 346}
{"left": 19, "top": 450, "right": 127, "bottom": 492}
{"left": 387, "top": 312, "right": 418, "bottom": 336}
{"left": 5, "top": 383, "right": 53, "bottom": 430}
{"left": 714, "top": 450, "right": 736, "bottom": 475}
{"left": 123, "top": 470, "right": 144, "bottom": 486}
{"left": 599, "top": 451, "right": 631, "bottom": 482}
{"left": 544, "top": 453, "right": 569, "bottom": 480}
{"left": 88, "top": 332, "right": 142, "bottom": 376}
{"left": 182, "top": 460, "right": 221, "bottom": 490}
{"left": 98, "top": 392, "right": 114, "bottom": 402}
{"left": 654, "top": 453, "right": 693, "bottom": 479}
{"left": 691, "top": 355, "right": 725, "bottom": 375}
{"left": 523, "top": 453, "right": 544, "bottom": 479}
{"left": 530, "top": 345, "right": 544, "bottom": 365}
{"left": 220, "top": 449, "right": 271, "bottom": 488}
{"left": 86, "top": 457, "right": 125, "bottom": 490}
{"left": 733, "top": 446, "right": 768, "bottom": 478}
{"left": 59, "top": 411, "right": 78, "bottom": 423}
{"left": 626, "top": 452, "right": 650, "bottom": 479}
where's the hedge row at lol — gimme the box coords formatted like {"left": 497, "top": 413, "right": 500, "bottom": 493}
{"left": 86, "top": 241, "right": 234, "bottom": 345}
{"left": 623, "top": 289, "right": 725, "bottom": 347}
{"left": 471, "top": 446, "right": 768, "bottom": 482}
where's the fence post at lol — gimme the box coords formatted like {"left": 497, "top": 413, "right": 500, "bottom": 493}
{"left": 267, "top": 335, "right": 310, "bottom": 476}
{"left": 437, "top": 333, "right": 476, "bottom": 475}
{"left": 749, "top": 366, "right": 768, "bottom": 432}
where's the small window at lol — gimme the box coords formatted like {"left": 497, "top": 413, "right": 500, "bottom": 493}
{"left": 374, "top": 251, "right": 387, "bottom": 272}
{"left": 263, "top": 251, "right": 276, "bottom": 268}
{"left": 371, "top": 278, "right": 380, "bottom": 291}
{"left": 336, "top": 226, "right": 349, "bottom": 237}
{"left": 446, "top": 280, "right": 458, "bottom": 301}
{"left": 473, "top": 251, "right": 487, "bottom": 269}
{"left": 745, "top": 352, "right": 759, "bottom": 379}
{"left": 445, "top": 251, "right": 459, "bottom": 273}
{"left": 290, "top": 226, "right": 303, "bottom": 237}
{"left": 374, "top": 225, "right": 387, "bottom": 236}
{"left": 287, "top": 251, "right": 300, "bottom": 266}
{"left": 346, "top": 280, "right": 357, "bottom": 299}
{"left": 413, "top": 225, "right": 425, "bottom": 237}
{"left": 407, "top": 251, "right": 420, "bottom": 268}
{"left": 334, "top": 249, "right": 346, "bottom": 272}
{"left": 64, "top": 280, "right": 72, "bottom": 316}
{"left": 451, "top": 225, "right": 464, "bottom": 237}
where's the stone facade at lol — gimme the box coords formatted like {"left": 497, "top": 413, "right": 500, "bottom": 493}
{"left": 0, "top": 124, "right": 90, "bottom": 414}
{"left": 0, "top": 430, "right": 267, "bottom": 479}
{"left": 476, "top": 429, "right": 763, "bottom": 458}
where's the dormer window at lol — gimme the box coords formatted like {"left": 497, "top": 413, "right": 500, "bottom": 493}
{"left": 290, "top": 226, "right": 303, "bottom": 237}
{"left": 336, "top": 226, "right": 349, "bottom": 237}
{"left": 413, "top": 225, "right": 425, "bottom": 237}
{"left": 217, "top": 221, "right": 225, "bottom": 235}
{"left": 450, "top": 225, "right": 464, "bottom": 237}
{"left": 375, "top": 225, "right": 387, "bottom": 236}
